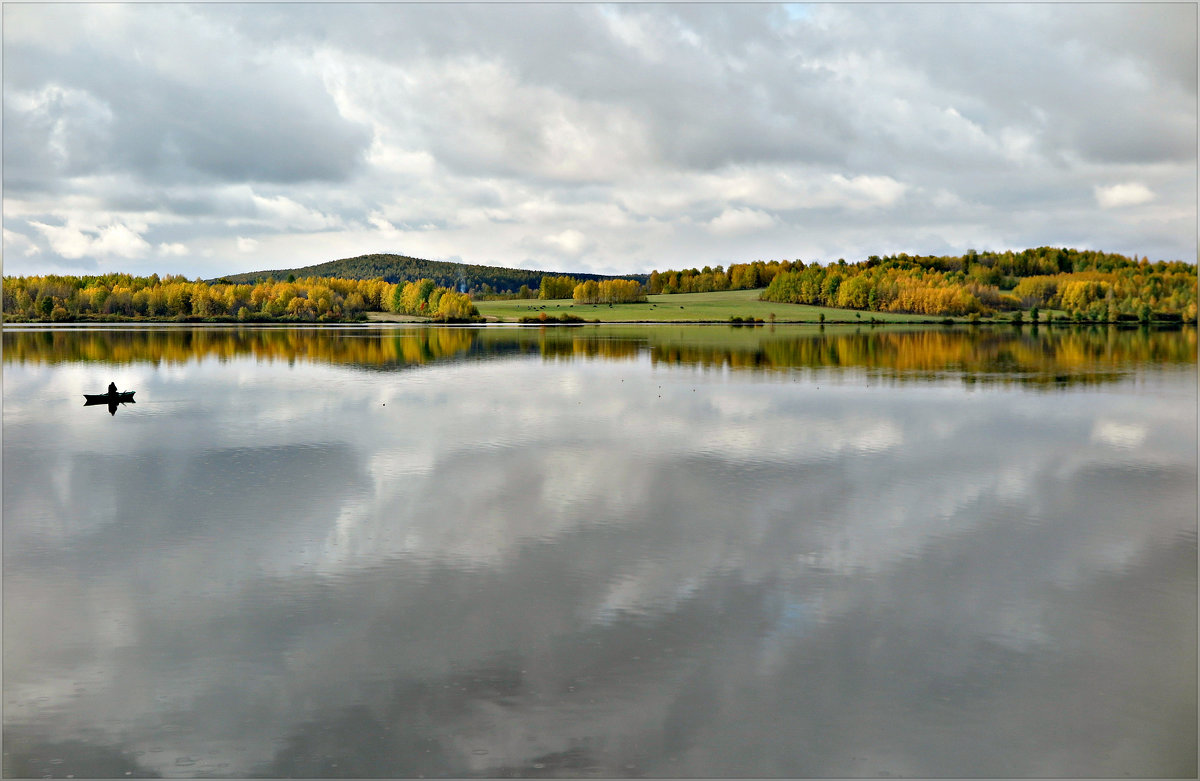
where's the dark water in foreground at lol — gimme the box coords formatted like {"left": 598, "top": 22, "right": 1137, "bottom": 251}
{"left": 3, "top": 324, "right": 1196, "bottom": 778}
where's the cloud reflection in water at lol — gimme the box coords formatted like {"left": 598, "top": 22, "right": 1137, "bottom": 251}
{"left": 3, "top": 325, "right": 1196, "bottom": 778}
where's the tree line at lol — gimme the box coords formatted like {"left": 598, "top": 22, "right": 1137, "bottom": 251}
{"left": 647, "top": 260, "right": 793, "bottom": 294}
{"left": 2, "top": 273, "right": 478, "bottom": 322}
{"left": 759, "top": 249, "right": 1196, "bottom": 320}
{"left": 762, "top": 263, "right": 988, "bottom": 316}
{"left": 535, "top": 260, "right": 795, "bottom": 302}
{"left": 536, "top": 275, "right": 647, "bottom": 304}
{"left": 4, "top": 246, "right": 1194, "bottom": 323}
{"left": 572, "top": 279, "right": 647, "bottom": 304}
{"left": 389, "top": 279, "right": 479, "bottom": 321}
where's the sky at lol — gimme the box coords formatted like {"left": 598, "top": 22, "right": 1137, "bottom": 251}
{"left": 2, "top": 2, "right": 1196, "bottom": 279}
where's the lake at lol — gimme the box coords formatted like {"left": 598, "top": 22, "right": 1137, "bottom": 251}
{"left": 3, "top": 323, "right": 1196, "bottom": 778}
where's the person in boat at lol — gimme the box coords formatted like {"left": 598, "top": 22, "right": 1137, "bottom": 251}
{"left": 108, "top": 381, "right": 118, "bottom": 395}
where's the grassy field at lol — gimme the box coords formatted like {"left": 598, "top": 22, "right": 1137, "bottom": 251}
{"left": 474, "top": 289, "right": 946, "bottom": 324}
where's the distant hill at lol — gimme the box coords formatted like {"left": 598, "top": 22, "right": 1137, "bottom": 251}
{"left": 215, "top": 253, "right": 647, "bottom": 295}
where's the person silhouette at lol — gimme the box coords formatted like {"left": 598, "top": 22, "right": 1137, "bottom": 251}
{"left": 108, "top": 381, "right": 118, "bottom": 395}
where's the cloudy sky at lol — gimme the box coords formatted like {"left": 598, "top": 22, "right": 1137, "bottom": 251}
{"left": 3, "top": 3, "right": 1196, "bottom": 279}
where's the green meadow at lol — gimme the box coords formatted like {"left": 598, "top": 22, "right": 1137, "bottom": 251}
{"left": 474, "top": 288, "right": 948, "bottom": 324}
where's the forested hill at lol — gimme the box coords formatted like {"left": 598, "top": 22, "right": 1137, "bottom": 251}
{"left": 216, "top": 253, "right": 647, "bottom": 295}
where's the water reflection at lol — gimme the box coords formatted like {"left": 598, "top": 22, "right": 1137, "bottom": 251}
{"left": 4, "top": 324, "right": 1195, "bottom": 388}
{"left": 83, "top": 395, "right": 136, "bottom": 416}
{"left": 3, "top": 325, "right": 1196, "bottom": 777}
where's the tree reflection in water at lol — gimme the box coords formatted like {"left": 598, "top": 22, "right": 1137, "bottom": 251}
{"left": 5, "top": 324, "right": 1195, "bottom": 390}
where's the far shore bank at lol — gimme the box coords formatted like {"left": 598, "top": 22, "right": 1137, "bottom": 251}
{"left": 4, "top": 314, "right": 1191, "bottom": 328}
{"left": 3, "top": 284, "right": 1191, "bottom": 328}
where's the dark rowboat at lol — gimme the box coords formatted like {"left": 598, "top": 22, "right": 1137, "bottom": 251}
{"left": 84, "top": 391, "right": 135, "bottom": 404}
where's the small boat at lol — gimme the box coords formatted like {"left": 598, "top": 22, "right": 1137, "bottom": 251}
{"left": 84, "top": 390, "right": 136, "bottom": 404}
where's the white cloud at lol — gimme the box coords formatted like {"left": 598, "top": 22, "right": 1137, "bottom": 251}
{"left": 26, "top": 221, "right": 91, "bottom": 259}
{"left": 367, "top": 212, "right": 397, "bottom": 233}
{"left": 251, "top": 194, "right": 342, "bottom": 231}
{"left": 707, "top": 207, "right": 776, "bottom": 236}
{"left": 616, "top": 168, "right": 912, "bottom": 221}
{"left": 237, "top": 237, "right": 259, "bottom": 253}
{"left": 832, "top": 174, "right": 909, "bottom": 209}
{"left": 1094, "top": 183, "right": 1155, "bottom": 209}
{"left": 4, "top": 228, "right": 42, "bottom": 256}
{"left": 364, "top": 141, "right": 437, "bottom": 178}
{"left": 27, "top": 220, "right": 150, "bottom": 260}
{"left": 540, "top": 228, "right": 595, "bottom": 257}
{"left": 320, "top": 50, "right": 654, "bottom": 184}
{"left": 599, "top": 6, "right": 664, "bottom": 63}
{"left": 157, "top": 242, "right": 188, "bottom": 257}
{"left": 92, "top": 223, "right": 151, "bottom": 257}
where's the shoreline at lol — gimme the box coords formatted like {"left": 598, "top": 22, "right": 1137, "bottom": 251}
{"left": 2, "top": 315, "right": 1191, "bottom": 328}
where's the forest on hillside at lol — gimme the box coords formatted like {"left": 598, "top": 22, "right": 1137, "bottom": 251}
{"left": 217, "top": 253, "right": 644, "bottom": 296}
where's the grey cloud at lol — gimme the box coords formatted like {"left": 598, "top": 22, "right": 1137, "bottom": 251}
{"left": 2, "top": 2, "right": 1194, "bottom": 276}
{"left": 4, "top": 9, "right": 371, "bottom": 190}
{"left": 224, "top": 4, "right": 855, "bottom": 174}
{"left": 130, "top": 80, "right": 369, "bottom": 184}
{"left": 807, "top": 3, "right": 1196, "bottom": 169}
{"left": 2, "top": 83, "right": 115, "bottom": 188}
{"left": 260, "top": 3, "right": 1192, "bottom": 175}
{"left": 1046, "top": 2, "right": 1197, "bottom": 95}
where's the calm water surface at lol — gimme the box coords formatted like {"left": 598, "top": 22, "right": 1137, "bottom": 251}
{"left": 3, "top": 324, "right": 1196, "bottom": 778}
